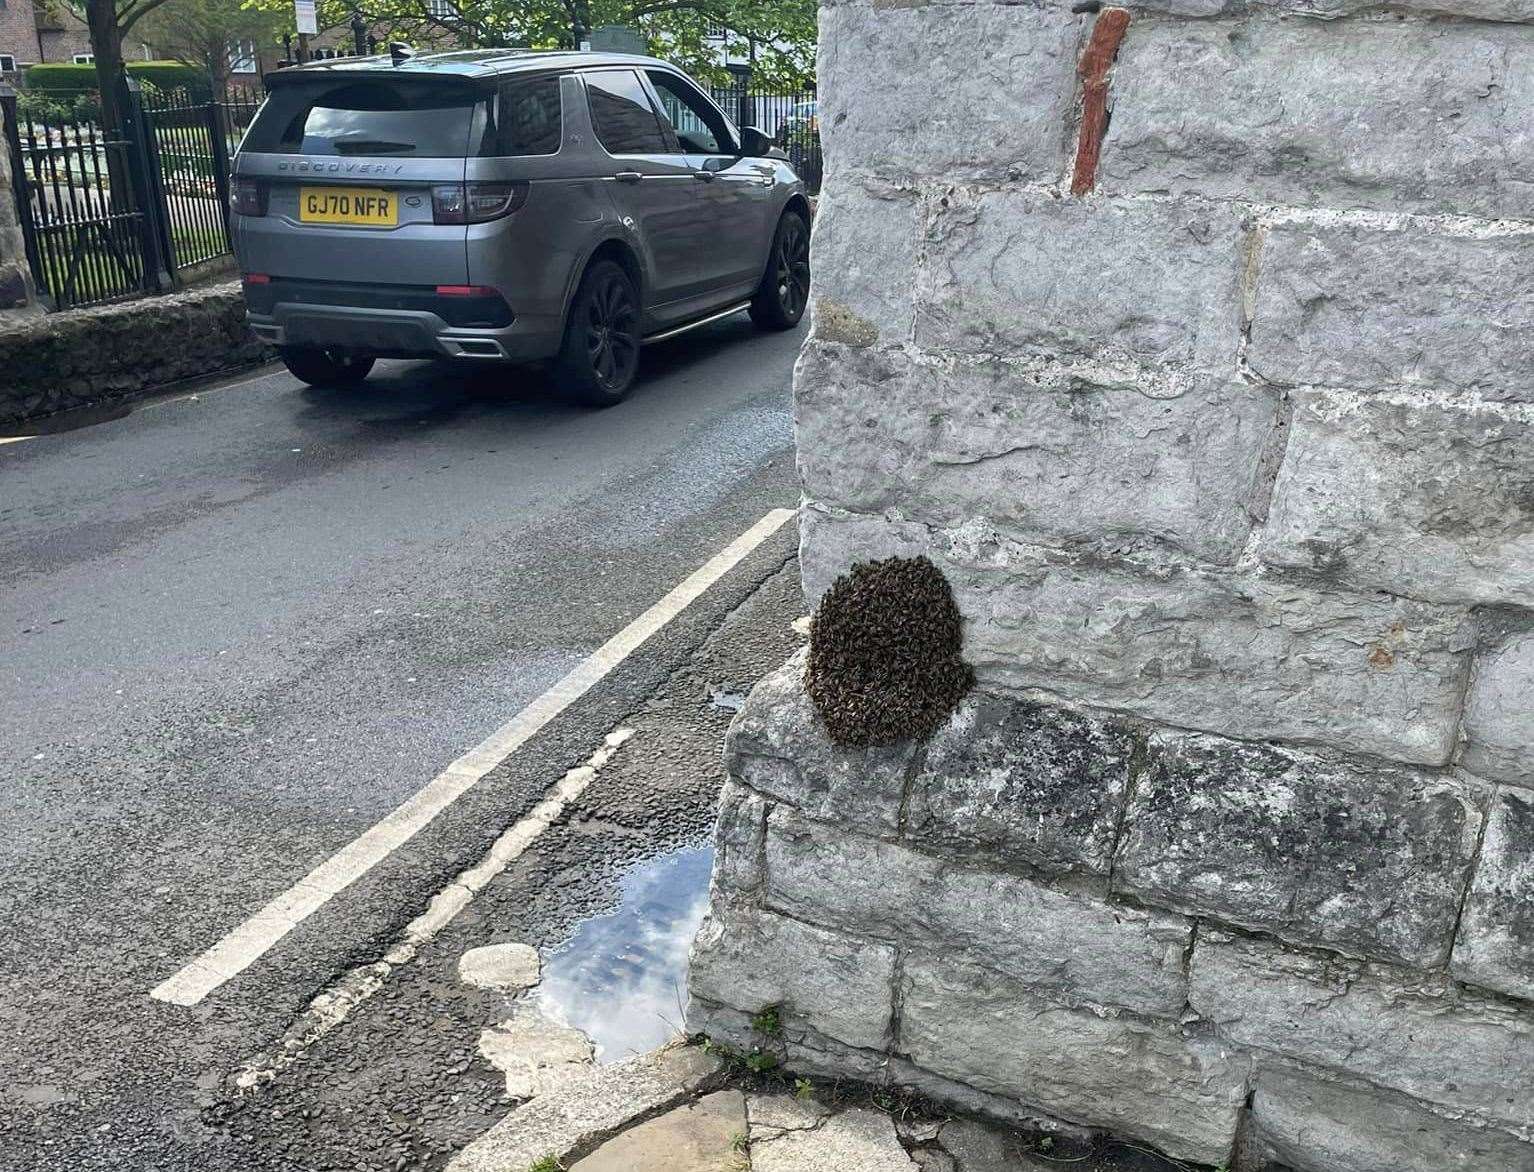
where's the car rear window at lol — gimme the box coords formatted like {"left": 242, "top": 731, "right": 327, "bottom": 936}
{"left": 241, "top": 80, "right": 487, "bottom": 157}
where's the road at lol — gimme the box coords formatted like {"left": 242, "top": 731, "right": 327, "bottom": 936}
{"left": 0, "top": 315, "right": 805, "bottom": 1170}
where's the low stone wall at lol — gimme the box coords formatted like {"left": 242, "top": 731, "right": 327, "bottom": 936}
{"left": 687, "top": 0, "right": 1534, "bottom": 1167}
{"left": 0, "top": 281, "right": 270, "bottom": 426}
{"left": 689, "top": 655, "right": 1534, "bottom": 1169}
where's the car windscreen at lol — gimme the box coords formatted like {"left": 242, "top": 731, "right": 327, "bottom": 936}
{"left": 241, "top": 79, "right": 487, "bottom": 157}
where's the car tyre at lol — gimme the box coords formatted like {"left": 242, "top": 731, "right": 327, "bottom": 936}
{"left": 750, "top": 209, "right": 811, "bottom": 331}
{"left": 555, "top": 259, "right": 642, "bottom": 407}
{"left": 279, "top": 347, "right": 375, "bottom": 387}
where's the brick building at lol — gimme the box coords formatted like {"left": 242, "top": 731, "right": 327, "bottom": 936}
{"left": 0, "top": 0, "right": 93, "bottom": 78}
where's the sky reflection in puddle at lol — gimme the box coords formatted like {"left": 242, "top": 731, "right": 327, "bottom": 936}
{"left": 533, "top": 845, "right": 714, "bottom": 1063}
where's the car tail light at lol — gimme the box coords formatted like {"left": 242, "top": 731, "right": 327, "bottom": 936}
{"left": 231, "top": 177, "right": 267, "bottom": 216}
{"left": 432, "top": 181, "right": 530, "bottom": 225}
{"left": 243, "top": 273, "right": 271, "bottom": 284}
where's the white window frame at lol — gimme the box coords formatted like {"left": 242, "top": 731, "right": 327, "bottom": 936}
{"left": 426, "top": 0, "right": 457, "bottom": 18}
{"left": 72, "top": 52, "right": 95, "bottom": 65}
{"left": 0, "top": 55, "right": 17, "bottom": 74}
{"left": 228, "top": 39, "right": 257, "bottom": 72}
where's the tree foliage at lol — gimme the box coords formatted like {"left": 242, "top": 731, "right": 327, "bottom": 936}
{"left": 136, "top": 0, "right": 282, "bottom": 98}
{"left": 246, "top": 0, "right": 817, "bottom": 87}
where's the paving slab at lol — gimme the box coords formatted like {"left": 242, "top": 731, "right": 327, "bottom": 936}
{"left": 447, "top": 1043, "right": 723, "bottom": 1172}
{"left": 569, "top": 1088, "right": 746, "bottom": 1172}
{"left": 751, "top": 1106, "right": 917, "bottom": 1171}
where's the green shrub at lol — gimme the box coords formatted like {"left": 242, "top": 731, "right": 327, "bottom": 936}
{"left": 24, "top": 61, "right": 212, "bottom": 104}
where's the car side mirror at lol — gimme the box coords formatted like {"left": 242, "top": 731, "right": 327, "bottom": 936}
{"left": 739, "top": 126, "right": 771, "bottom": 157}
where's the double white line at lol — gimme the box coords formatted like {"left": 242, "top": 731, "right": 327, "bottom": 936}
{"left": 151, "top": 506, "right": 796, "bottom": 1007}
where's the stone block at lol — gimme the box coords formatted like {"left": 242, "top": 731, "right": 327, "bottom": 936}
{"left": 899, "top": 952, "right": 1249, "bottom": 1165}
{"left": 1190, "top": 931, "right": 1534, "bottom": 1127}
{"left": 762, "top": 807, "right": 1191, "bottom": 1017}
{"left": 807, "top": 177, "right": 919, "bottom": 346}
{"left": 686, "top": 997, "right": 890, "bottom": 1082}
{"left": 907, "top": 693, "right": 1138, "bottom": 880}
{"left": 1247, "top": 1066, "right": 1534, "bottom": 1172}
{"left": 711, "top": 778, "right": 769, "bottom": 897}
{"left": 687, "top": 903, "right": 896, "bottom": 1052}
{"left": 1461, "top": 632, "right": 1534, "bottom": 789}
{"left": 794, "top": 341, "right": 1278, "bottom": 564}
{"left": 1452, "top": 786, "right": 1534, "bottom": 1003}
{"left": 1259, "top": 391, "right": 1534, "bottom": 606}
{"left": 818, "top": 2, "right": 1081, "bottom": 180}
{"left": 725, "top": 650, "right": 914, "bottom": 836}
{"left": 916, "top": 191, "right": 1245, "bottom": 374}
{"left": 1248, "top": 224, "right": 1534, "bottom": 401}
{"left": 1101, "top": 18, "right": 1534, "bottom": 219}
{"left": 1115, "top": 732, "right": 1484, "bottom": 966}
{"left": 799, "top": 510, "right": 1475, "bottom": 765}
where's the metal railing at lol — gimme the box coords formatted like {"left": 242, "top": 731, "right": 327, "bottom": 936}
{"left": 1, "top": 80, "right": 264, "bottom": 311}
{"left": 712, "top": 82, "right": 821, "bottom": 194}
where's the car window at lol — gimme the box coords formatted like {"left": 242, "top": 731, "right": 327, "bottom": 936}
{"left": 491, "top": 75, "right": 562, "bottom": 157}
{"left": 645, "top": 70, "right": 732, "bottom": 156}
{"left": 584, "top": 69, "right": 668, "bottom": 155}
{"left": 242, "top": 80, "right": 486, "bottom": 157}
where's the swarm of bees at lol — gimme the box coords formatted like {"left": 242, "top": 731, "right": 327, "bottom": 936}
{"left": 805, "top": 555, "right": 974, "bottom": 747}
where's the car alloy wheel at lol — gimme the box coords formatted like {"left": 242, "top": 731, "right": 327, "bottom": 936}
{"left": 774, "top": 215, "right": 811, "bottom": 320}
{"left": 585, "top": 268, "right": 639, "bottom": 392}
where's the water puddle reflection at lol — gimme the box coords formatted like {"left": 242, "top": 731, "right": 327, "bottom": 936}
{"left": 533, "top": 845, "right": 714, "bottom": 1063}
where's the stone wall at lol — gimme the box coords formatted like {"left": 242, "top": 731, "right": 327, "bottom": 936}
{"left": 688, "top": 1, "right": 1534, "bottom": 1168}
{"left": 0, "top": 113, "right": 35, "bottom": 312}
{"left": 0, "top": 280, "right": 270, "bottom": 425}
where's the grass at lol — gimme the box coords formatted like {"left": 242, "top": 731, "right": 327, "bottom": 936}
{"left": 526, "top": 1156, "right": 564, "bottom": 1172}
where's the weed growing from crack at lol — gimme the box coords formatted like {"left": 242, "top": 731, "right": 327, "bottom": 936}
{"left": 750, "top": 1006, "right": 783, "bottom": 1037}
{"left": 794, "top": 1077, "right": 814, "bottom": 1101}
{"left": 526, "top": 1156, "right": 564, "bottom": 1172}
{"left": 806, "top": 556, "right": 973, "bottom": 746}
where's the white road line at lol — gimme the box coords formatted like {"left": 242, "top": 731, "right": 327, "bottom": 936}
{"left": 233, "top": 725, "right": 634, "bottom": 1089}
{"left": 149, "top": 505, "right": 797, "bottom": 1007}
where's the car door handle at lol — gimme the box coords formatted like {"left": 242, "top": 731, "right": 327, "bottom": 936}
{"left": 614, "top": 171, "right": 643, "bottom": 183}
{"left": 693, "top": 171, "right": 715, "bottom": 182}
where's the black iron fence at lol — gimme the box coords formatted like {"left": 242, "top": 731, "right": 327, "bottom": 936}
{"left": 712, "top": 81, "right": 821, "bottom": 194}
{"left": 1, "top": 80, "right": 263, "bottom": 311}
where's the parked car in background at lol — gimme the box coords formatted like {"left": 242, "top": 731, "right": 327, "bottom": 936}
{"left": 776, "top": 99, "right": 822, "bottom": 191}
{"left": 231, "top": 50, "right": 811, "bottom": 405}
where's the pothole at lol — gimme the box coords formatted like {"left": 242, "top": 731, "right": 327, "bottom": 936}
{"left": 532, "top": 845, "right": 714, "bottom": 1063}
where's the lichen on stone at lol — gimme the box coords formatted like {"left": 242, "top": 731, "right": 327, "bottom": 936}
{"left": 805, "top": 555, "right": 973, "bottom": 746}
{"left": 812, "top": 298, "right": 880, "bottom": 348}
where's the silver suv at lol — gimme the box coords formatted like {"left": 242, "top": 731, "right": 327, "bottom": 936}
{"left": 231, "top": 50, "right": 811, "bottom": 405}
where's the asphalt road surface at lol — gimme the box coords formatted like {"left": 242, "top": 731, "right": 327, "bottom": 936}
{"left": 0, "top": 314, "right": 805, "bottom": 1170}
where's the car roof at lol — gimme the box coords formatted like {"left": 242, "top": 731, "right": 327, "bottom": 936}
{"left": 265, "top": 48, "right": 678, "bottom": 86}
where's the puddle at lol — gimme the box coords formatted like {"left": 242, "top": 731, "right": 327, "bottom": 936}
{"left": 533, "top": 846, "right": 714, "bottom": 1063}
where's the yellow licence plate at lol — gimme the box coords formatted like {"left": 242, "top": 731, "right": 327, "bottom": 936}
{"left": 298, "top": 186, "right": 397, "bottom": 226}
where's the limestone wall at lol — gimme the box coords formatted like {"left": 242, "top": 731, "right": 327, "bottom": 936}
{"left": 687, "top": 1, "right": 1534, "bottom": 1168}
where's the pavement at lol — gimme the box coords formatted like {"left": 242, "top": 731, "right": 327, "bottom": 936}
{"left": 0, "top": 313, "right": 809, "bottom": 1170}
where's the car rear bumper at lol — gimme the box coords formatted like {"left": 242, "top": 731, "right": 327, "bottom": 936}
{"left": 242, "top": 277, "right": 561, "bottom": 362}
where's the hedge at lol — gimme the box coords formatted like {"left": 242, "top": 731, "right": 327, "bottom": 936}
{"left": 24, "top": 61, "right": 213, "bottom": 101}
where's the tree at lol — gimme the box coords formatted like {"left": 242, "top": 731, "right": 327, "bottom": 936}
{"left": 79, "top": 0, "right": 176, "bottom": 131}
{"left": 267, "top": 0, "right": 818, "bottom": 88}
{"left": 136, "top": 0, "right": 281, "bottom": 101}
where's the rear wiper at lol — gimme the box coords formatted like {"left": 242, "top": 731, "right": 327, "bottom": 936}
{"left": 331, "top": 137, "right": 417, "bottom": 155}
